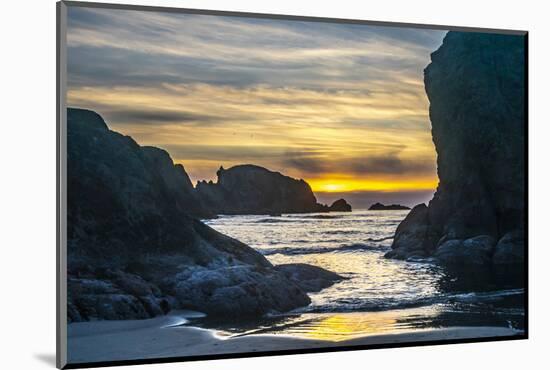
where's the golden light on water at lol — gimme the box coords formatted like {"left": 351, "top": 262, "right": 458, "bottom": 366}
{"left": 299, "top": 313, "right": 398, "bottom": 341}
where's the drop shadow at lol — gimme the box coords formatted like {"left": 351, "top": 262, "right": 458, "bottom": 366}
{"left": 34, "top": 353, "right": 56, "bottom": 367}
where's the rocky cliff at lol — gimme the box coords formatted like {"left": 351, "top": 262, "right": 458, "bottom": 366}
{"left": 67, "top": 108, "right": 342, "bottom": 322}
{"left": 196, "top": 165, "right": 351, "bottom": 215}
{"left": 386, "top": 32, "right": 526, "bottom": 267}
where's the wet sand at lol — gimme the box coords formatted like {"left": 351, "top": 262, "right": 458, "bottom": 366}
{"left": 67, "top": 311, "right": 522, "bottom": 365}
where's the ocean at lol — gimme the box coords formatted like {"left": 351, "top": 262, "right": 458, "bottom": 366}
{"left": 197, "top": 210, "right": 525, "bottom": 341}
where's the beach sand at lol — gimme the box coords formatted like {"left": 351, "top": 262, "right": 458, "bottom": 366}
{"left": 67, "top": 311, "right": 522, "bottom": 365}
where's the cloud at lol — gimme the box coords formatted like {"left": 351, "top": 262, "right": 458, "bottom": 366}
{"left": 281, "top": 150, "right": 435, "bottom": 177}
{"left": 105, "top": 109, "right": 219, "bottom": 125}
{"left": 67, "top": 7, "right": 446, "bottom": 91}
{"left": 282, "top": 153, "right": 329, "bottom": 174}
{"left": 66, "top": 5, "right": 444, "bottom": 191}
{"left": 348, "top": 153, "right": 436, "bottom": 175}
{"left": 165, "top": 144, "right": 288, "bottom": 161}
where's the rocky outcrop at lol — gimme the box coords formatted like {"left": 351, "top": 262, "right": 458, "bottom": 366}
{"left": 196, "top": 165, "right": 350, "bottom": 215}
{"left": 328, "top": 199, "right": 352, "bottom": 212}
{"left": 274, "top": 264, "right": 346, "bottom": 292}
{"left": 384, "top": 204, "right": 433, "bottom": 260}
{"left": 67, "top": 108, "right": 339, "bottom": 321}
{"left": 433, "top": 235, "right": 496, "bottom": 266}
{"left": 369, "top": 203, "right": 410, "bottom": 211}
{"left": 387, "top": 32, "right": 526, "bottom": 267}
{"left": 493, "top": 230, "right": 525, "bottom": 265}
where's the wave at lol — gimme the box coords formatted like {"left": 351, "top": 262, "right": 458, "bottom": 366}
{"left": 366, "top": 236, "right": 394, "bottom": 242}
{"left": 296, "top": 215, "right": 344, "bottom": 220}
{"left": 267, "top": 238, "right": 352, "bottom": 245}
{"left": 261, "top": 243, "right": 387, "bottom": 256}
{"left": 300, "top": 288, "right": 526, "bottom": 313}
{"left": 329, "top": 230, "right": 362, "bottom": 235}
{"left": 445, "top": 288, "right": 525, "bottom": 302}
{"left": 255, "top": 218, "right": 299, "bottom": 223}
{"left": 256, "top": 215, "right": 345, "bottom": 223}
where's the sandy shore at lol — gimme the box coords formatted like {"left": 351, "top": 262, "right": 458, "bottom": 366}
{"left": 67, "top": 311, "right": 522, "bottom": 365}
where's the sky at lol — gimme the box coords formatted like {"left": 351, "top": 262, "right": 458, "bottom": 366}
{"left": 67, "top": 6, "right": 446, "bottom": 207}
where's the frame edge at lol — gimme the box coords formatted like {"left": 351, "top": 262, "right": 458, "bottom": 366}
{"left": 57, "top": 1, "right": 68, "bottom": 369}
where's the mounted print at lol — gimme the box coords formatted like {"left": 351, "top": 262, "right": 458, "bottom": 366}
{"left": 56, "top": 1, "right": 528, "bottom": 368}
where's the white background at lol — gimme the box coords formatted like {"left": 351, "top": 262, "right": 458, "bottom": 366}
{"left": 0, "top": 0, "right": 547, "bottom": 369}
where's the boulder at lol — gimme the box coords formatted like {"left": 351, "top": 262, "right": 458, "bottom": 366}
{"left": 385, "top": 204, "right": 435, "bottom": 259}
{"left": 493, "top": 230, "right": 525, "bottom": 265}
{"left": 173, "top": 264, "right": 310, "bottom": 316}
{"left": 274, "top": 263, "right": 346, "bottom": 292}
{"left": 434, "top": 235, "right": 496, "bottom": 266}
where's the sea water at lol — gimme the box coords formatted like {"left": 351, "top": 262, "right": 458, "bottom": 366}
{"left": 198, "top": 210, "right": 524, "bottom": 341}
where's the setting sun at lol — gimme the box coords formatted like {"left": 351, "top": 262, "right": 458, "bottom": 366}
{"left": 319, "top": 183, "right": 347, "bottom": 192}
{"left": 308, "top": 176, "right": 438, "bottom": 193}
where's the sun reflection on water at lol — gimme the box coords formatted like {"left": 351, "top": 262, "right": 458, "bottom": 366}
{"left": 295, "top": 313, "right": 398, "bottom": 341}
{"left": 202, "top": 211, "right": 524, "bottom": 340}
{"left": 268, "top": 307, "right": 442, "bottom": 342}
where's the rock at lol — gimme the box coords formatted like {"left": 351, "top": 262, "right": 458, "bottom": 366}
{"left": 66, "top": 108, "right": 333, "bottom": 321}
{"left": 173, "top": 264, "right": 311, "bottom": 317}
{"left": 68, "top": 277, "right": 154, "bottom": 321}
{"left": 196, "top": 164, "right": 319, "bottom": 215}
{"left": 196, "top": 164, "right": 350, "bottom": 215}
{"left": 387, "top": 32, "right": 525, "bottom": 266}
{"left": 434, "top": 235, "right": 496, "bottom": 266}
{"left": 493, "top": 230, "right": 525, "bottom": 265}
{"left": 141, "top": 146, "right": 213, "bottom": 219}
{"left": 328, "top": 199, "right": 352, "bottom": 212}
{"left": 274, "top": 263, "right": 346, "bottom": 292}
{"left": 107, "top": 270, "right": 157, "bottom": 297}
{"left": 386, "top": 204, "right": 435, "bottom": 260}
{"left": 369, "top": 203, "right": 410, "bottom": 211}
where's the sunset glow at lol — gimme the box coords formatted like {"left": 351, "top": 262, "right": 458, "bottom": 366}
{"left": 67, "top": 7, "right": 445, "bottom": 205}
{"left": 308, "top": 177, "right": 439, "bottom": 193}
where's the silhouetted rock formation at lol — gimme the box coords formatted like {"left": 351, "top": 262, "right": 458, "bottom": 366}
{"left": 386, "top": 32, "right": 526, "bottom": 267}
{"left": 67, "top": 108, "right": 340, "bottom": 322}
{"left": 369, "top": 202, "right": 410, "bottom": 211}
{"left": 328, "top": 199, "right": 352, "bottom": 212}
{"left": 196, "top": 165, "right": 351, "bottom": 215}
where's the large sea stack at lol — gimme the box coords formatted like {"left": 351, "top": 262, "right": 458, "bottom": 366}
{"left": 386, "top": 32, "right": 526, "bottom": 267}
{"left": 196, "top": 165, "right": 349, "bottom": 215}
{"left": 67, "top": 108, "right": 341, "bottom": 322}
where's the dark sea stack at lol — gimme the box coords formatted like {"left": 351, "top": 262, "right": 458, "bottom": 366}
{"left": 66, "top": 108, "right": 338, "bottom": 321}
{"left": 328, "top": 199, "right": 352, "bottom": 212}
{"left": 387, "top": 32, "right": 526, "bottom": 266}
{"left": 368, "top": 203, "right": 410, "bottom": 211}
{"left": 196, "top": 164, "right": 329, "bottom": 215}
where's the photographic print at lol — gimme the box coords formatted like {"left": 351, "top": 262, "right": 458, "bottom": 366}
{"left": 57, "top": 1, "right": 527, "bottom": 368}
